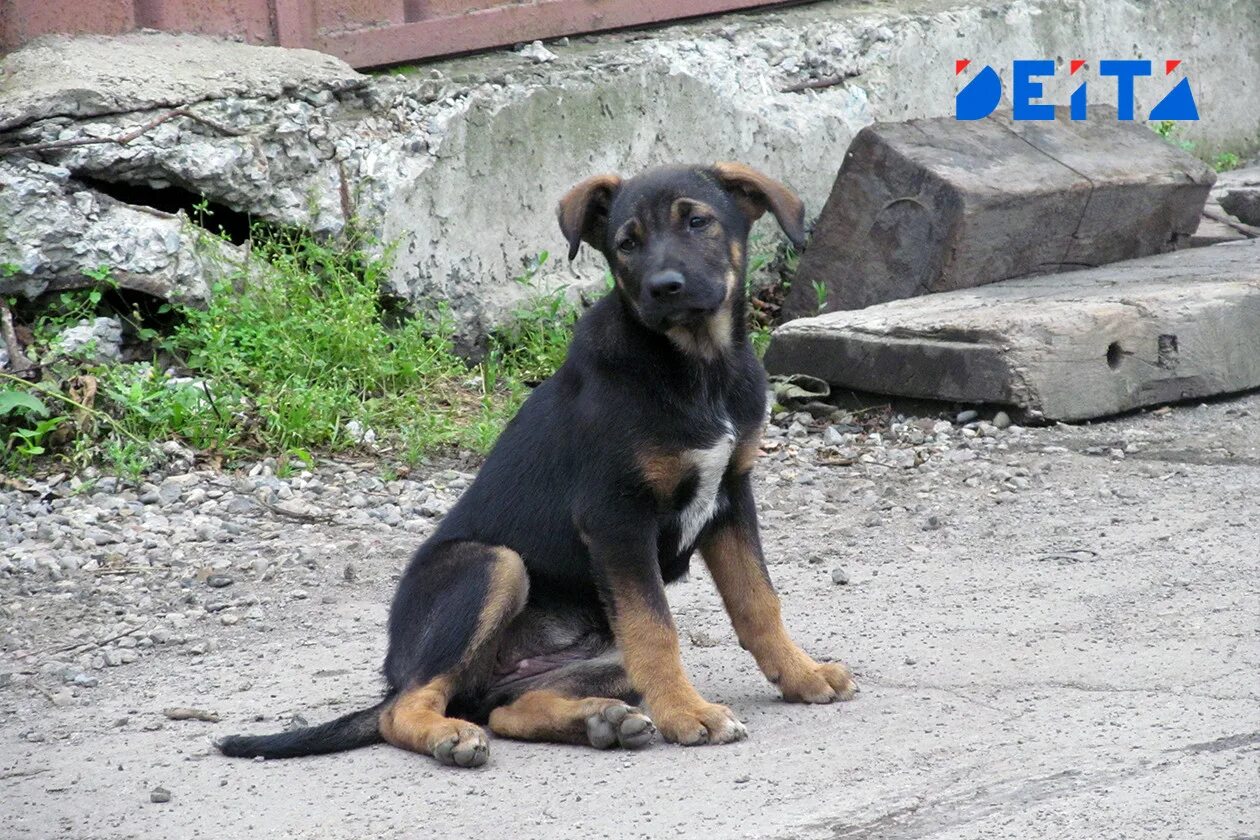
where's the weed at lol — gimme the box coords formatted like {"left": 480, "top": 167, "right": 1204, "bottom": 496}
{"left": 1213, "top": 151, "right": 1241, "bottom": 172}
{"left": 2, "top": 227, "right": 589, "bottom": 477}
{"left": 1153, "top": 120, "right": 1197, "bottom": 154}
{"left": 486, "top": 252, "right": 578, "bottom": 385}
{"left": 744, "top": 237, "right": 799, "bottom": 358}
{"left": 1152, "top": 121, "right": 1247, "bottom": 172}
{"left": 813, "top": 280, "right": 829, "bottom": 314}
{"left": 0, "top": 388, "right": 63, "bottom": 459}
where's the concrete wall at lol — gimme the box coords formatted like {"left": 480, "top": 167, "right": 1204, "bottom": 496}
{"left": 1, "top": 0, "right": 1257, "bottom": 340}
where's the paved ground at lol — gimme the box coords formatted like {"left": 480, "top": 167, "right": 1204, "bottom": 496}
{"left": 2, "top": 393, "right": 1258, "bottom": 839}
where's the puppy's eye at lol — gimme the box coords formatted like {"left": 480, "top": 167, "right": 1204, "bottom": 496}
{"left": 617, "top": 237, "right": 638, "bottom": 254}
{"left": 688, "top": 215, "right": 711, "bottom": 230}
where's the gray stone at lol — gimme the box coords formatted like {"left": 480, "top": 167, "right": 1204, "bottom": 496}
{"left": 1220, "top": 188, "right": 1260, "bottom": 226}
{"left": 222, "top": 497, "right": 257, "bottom": 516}
{"left": 53, "top": 317, "right": 123, "bottom": 362}
{"left": 1211, "top": 166, "right": 1260, "bottom": 224}
{"left": 784, "top": 108, "right": 1216, "bottom": 319}
{"left": 0, "top": 160, "right": 233, "bottom": 304}
{"left": 766, "top": 240, "right": 1260, "bottom": 422}
{"left": 156, "top": 480, "right": 183, "bottom": 506}
{"left": 149, "top": 787, "right": 171, "bottom": 804}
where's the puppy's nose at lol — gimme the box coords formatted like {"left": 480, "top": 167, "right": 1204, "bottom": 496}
{"left": 646, "top": 270, "right": 686, "bottom": 299}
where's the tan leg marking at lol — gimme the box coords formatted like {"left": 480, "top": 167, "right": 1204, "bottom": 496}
{"left": 612, "top": 587, "right": 746, "bottom": 746}
{"left": 378, "top": 676, "right": 489, "bottom": 767}
{"left": 466, "top": 547, "right": 529, "bottom": 663}
{"left": 700, "top": 526, "right": 856, "bottom": 703}
{"left": 378, "top": 546, "right": 528, "bottom": 768}
{"left": 488, "top": 690, "right": 655, "bottom": 749}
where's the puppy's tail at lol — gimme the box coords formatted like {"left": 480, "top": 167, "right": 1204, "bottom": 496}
{"left": 216, "top": 698, "right": 389, "bottom": 759}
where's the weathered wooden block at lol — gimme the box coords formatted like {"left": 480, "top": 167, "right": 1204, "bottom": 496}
{"left": 782, "top": 108, "right": 1217, "bottom": 320}
{"left": 765, "top": 239, "right": 1260, "bottom": 422}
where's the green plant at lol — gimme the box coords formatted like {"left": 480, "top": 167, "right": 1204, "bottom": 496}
{"left": 1152, "top": 119, "right": 1196, "bottom": 154}
{"left": 4, "top": 229, "right": 596, "bottom": 474}
{"left": 26, "top": 267, "right": 119, "bottom": 355}
{"left": 749, "top": 323, "right": 773, "bottom": 358}
{"left": 813, "top": 280, "right": 829, "bottom": 313}
{"left": 0, "top": 387, "right": 64, "bottom": 458}
{"left": 487, "top": 251, "right": 580, "bottom": 386}
{"left": 1213, "top": 151, "right": 1241, "bottom": 172}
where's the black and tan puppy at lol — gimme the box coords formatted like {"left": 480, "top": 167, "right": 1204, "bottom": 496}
{"left": 218, "top": 163, "right": 856, "bottom": 768}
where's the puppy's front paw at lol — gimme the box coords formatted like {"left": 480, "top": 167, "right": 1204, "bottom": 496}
{"left": 777, "top": 659, "right": 857, "bottom": 704}
{"left": 653, "top": 701, "right": 747, "bottom": 746}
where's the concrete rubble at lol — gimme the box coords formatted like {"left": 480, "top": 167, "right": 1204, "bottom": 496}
{"left": 0, "top": 159, "right": 233, "bottom": 303}
{"left": 782, "top": 109, "right": 1216, "bottom": 319}
{"left": 1196, "top": 164, "right": 1260, "bottom": 244}
{"left": 765, "top": 240, "right": 1260, "bottom": 421}
{"left": 53, "top": 316, "right": 124, "bottom": 362}
{"left": 1217, "top": 166, "right": 1260, "bottom": 227}
{"left": 1, "top": 0, "right": 1257, "bottom": 339}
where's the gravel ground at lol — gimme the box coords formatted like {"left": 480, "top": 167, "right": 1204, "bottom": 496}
{"left": 1, "top": 392, "right": 1257, "bottom": 839}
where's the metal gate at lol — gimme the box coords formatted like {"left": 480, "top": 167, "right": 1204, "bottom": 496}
{"left": 3, "top": 0, "right": 792, "bottom": 68}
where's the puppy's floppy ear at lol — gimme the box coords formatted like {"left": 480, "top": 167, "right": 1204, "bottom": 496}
{"left": 710, "top": 162, "right": 807, "bottom": 250}
{"left": 556, "top": 174, "right": 622, "bottom": 260}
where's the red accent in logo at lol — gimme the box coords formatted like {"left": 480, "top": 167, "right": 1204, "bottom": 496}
{"left": 1165, "top": 59, "right": 1181, "bottom": 74}
{"left": 955, "top": 59, "right": 970, "bottom": 75}
{"left": 1070, "top": 59, "right": 1085, "bottom": 75}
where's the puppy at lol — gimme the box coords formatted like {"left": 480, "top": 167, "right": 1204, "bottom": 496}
{"left": 218, "top": 163, "right": 855, "bottom": 768}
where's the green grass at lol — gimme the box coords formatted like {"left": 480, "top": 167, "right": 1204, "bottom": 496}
{"left": 1, "top": 230, "right": 579, "bottom": 477}
{"left": 745, "top": 235, "right": 799, "bottom": 358}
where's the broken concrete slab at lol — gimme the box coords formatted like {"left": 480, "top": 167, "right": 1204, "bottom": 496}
{"left": 1221, "top": 190, "right": 1260, "bottom": 226}
{"left": 1218, "top": 166, "right": 1260, "bottom": 227}
{"left": 1190, "top": 214, "right": 1252, "bottom": 247}
{"left": 0, "top": 158, "right": 236, "bottom": 304}
{"left": 1197, "top": 165, "right": 1260, "bottom": 245}
{"left": 0, "top": 32, "right": 366, "bottom": 131}
{"left": 765, "top": 239, "right": 1260, "bottom": 422}
{"left": 783, "top": 108, "right": 1216, "bottom": 320}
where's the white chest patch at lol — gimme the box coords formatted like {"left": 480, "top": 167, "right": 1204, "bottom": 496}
{"left": 676, "top": 423, "right": 736, "bottom": 551}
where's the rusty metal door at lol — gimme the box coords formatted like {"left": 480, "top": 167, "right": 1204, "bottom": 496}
{"left": 3, "top": 0, "right": 793, "bottom": 68}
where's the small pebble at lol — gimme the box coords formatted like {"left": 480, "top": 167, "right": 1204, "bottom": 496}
{"left": 150, "top": 787, "right": 171, "bottom": 803}
{"left": 831, "top": 568, "right": 849, "bottom": 585}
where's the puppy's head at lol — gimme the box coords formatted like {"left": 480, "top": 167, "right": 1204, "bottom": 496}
{"left": 558, "top": 163, "right": 805, "bottom": 358}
